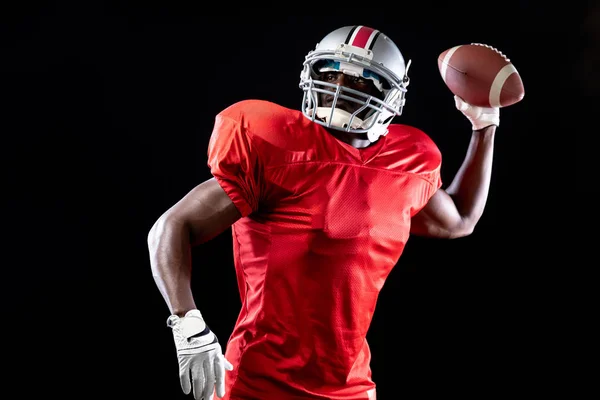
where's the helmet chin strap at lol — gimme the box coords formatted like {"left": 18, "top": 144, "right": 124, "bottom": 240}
{"left": 314, "top": 107, "right": 364, "bottom": 130}
{"left": 308, "top": 107, "right": 389, "bottom": 143}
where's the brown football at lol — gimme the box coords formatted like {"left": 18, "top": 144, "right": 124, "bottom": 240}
{"left": 437, "top": 43, "right": 524, "bottom": 108}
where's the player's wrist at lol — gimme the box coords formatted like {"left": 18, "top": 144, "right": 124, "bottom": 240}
{"left": 473, "top": 125, "right": 497, "bottom": 134}
{"left": 167, "top": 309, "right": 207, "bottom": 332}
{"left": 470, "top": 117, "right": 499, "bottom": 131}
{"left": 172, "top": 308, "right": 196, "bottom": 318}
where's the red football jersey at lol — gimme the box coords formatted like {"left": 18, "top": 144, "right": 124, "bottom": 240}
{"left": 207, "top": 99, "right": 442, "bottom": 400}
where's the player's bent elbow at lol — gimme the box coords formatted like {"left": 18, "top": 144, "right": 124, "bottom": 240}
{"left": 447, "top": 219, "right": 476, "bottom": 239}
{"left": 412, "top": 216, "right": 476, "bottom": 239}
{"left": 447, "top": 227, "right": 474, "bottom": 239}
{"left": 147, "top": 212, "right": 180, "bottom": 250}
{"left": 147, "top": 216, "right": 161, "bottom": 248}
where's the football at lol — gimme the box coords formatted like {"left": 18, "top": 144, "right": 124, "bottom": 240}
{"left": 437, "top": 43, "right": 524, "bottom": 108}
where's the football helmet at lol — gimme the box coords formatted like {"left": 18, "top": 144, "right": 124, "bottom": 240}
{"left": 299, "top": 25, "right": 411, "bottom": 143}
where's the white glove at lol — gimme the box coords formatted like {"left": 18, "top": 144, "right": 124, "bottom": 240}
{"left": 455, "top": 95, "right": 500, "bottom": 131}
{"left": 167, "top": 309, "right": 233, "bottom": 400}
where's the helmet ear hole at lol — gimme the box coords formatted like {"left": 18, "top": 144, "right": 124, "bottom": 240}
{"left": 381, "top": 115, "right": 394, "bottom": 125}
{"left": 380, "top": 79, "right": 391, "bottom": 91}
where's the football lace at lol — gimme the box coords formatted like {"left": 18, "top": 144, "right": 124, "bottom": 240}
{"left": 470, "top": 43, "right": 510, "bottom": 62}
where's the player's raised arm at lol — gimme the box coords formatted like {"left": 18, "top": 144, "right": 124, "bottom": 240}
{"left": 410, "top": 43, "right": 524, "bottom": 239}
{"left": 410, "top": 115, "right": 496, "bottom": 239}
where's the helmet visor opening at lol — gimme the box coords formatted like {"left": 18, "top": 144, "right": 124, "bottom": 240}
{"left": 313, "top": 59, "right": 390, "bottom": 92}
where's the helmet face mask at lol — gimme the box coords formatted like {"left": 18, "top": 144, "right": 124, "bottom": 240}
{"left": 299, "top": 26, "right": 411, "bottom": 143}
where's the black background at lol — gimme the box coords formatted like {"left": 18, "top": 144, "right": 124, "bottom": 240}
{"left": 2, "top": 2, "right": 586, "bottom": 399}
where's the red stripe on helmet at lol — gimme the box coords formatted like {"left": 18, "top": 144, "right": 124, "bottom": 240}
{"left": 351, "top": 26, "right": 376, "bottom": 48}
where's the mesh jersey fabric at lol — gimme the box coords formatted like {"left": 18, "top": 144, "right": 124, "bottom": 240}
{"left": 207, "top": 99, "right": 442, "bottom": 400}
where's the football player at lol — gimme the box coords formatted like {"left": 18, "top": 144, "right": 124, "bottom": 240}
{"left": 148, "top": 25, "right": 500, "bottom": 400}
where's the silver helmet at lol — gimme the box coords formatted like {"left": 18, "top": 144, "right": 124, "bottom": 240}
{"left": 299, "top": 25, "right": 411, "bottom": 143}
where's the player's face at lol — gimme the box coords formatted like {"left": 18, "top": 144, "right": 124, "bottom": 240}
{"left": 318, "top": 71, "right": 383, "bottom": 119}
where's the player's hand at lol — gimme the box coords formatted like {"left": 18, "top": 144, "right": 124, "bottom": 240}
{"left": 167, "top": 309, "right": 233, "bottom": 400}
{"left": 455, "top": 95, "right": 499, "bottom": 131}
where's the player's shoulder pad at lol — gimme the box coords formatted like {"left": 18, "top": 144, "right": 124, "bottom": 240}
{"left": 386, "top": 123, "right": 442, "bottom": 169}
{"left": 217, "top": 99, "right": 294, "bottom": 134}
{"left": 215, "top": 99, "right": 307, "bottom": 154}
{"left": 386, "top": 123, "right": 435, "bottom": 142}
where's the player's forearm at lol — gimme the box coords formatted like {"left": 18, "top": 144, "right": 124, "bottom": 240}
{"left": 148, "top": 215, "right": 197, "bottom": 317}
{"left": 445, "top": 125, "right": 496, "bottom": 228}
